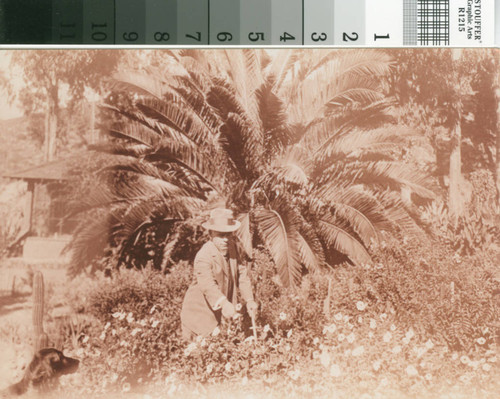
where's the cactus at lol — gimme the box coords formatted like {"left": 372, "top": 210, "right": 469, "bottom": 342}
{"left": 33, "top": 271, "right": 48, "bottom": 352}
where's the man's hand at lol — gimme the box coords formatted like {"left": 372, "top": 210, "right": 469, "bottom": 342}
{"left": 246, "top": 300, "right": 258, "bottom": 319}
{"left": 221, "top": 299, "right": 236, "bottom": 319}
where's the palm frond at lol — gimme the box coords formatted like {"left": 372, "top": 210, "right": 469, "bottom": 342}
{"left": 256, "top": 79, "right": 293, "bottom": 156}
{"left": 254, "top": 205, "right": 302, "bottom": 288}
{"left": 68, "top": 213, "right": 118, "bottom": 276}
{"left": 316, "top": 216, "right": 371, "bottom": 266}
{"left": 108, "top": 72, "right": 164, "bottom": 99}
{"left": 235, "top": 212, "right": 252, "bottom": 259}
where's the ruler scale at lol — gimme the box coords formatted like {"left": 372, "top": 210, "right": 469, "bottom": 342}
{"left": 0, "top": 0, "right": 497, "bottom": 46}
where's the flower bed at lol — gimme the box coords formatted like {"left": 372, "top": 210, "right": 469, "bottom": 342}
{"left": 53, "top": 240, "right": 499, "bottom": 399}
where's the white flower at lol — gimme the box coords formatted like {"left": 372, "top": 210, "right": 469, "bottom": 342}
{"left": 111, "top": 329, "right": 117, "bottom": 336}
{"left": 235, "top": 303, "right": 242, "bottom": 311}
{"left": 347, "top": 333, "right": 355, "bottom": 343}
{"left": 425, "top": 373, "right": 433, "bottom": 381}
{"left": 139, "top": 319, "right": 147, "bottom": 327}
{"left": 151, "top": 320, "right": 160, "bottom": 328}
{"left": 206, "top": 364, "right": 214, "bottom": 374}
{"left": 451, "top": 353, "right": 459, "bottom": 361}
{"left": 284, "top": 344, "right": 291, "bottom": 352}
{"left": 369, "top": 319, "right": 377, "bottom": 329}
{"left": 110, "top": 373, "right": 118, "bottom": 383}
{"left": 352, "top": 346, "right": 364, "bottom": 357}
{"left": 329, "top": 364, "right": 342, "bottom": 377}
{"left": 392, "top": 345, "right": 402, "bottom": 354}
{"left": 334, "top": 312, "right": 343, "bottom": 321}
{"left": 460, "top": 355, "right": 470, "bottom": 365}
{"left": 104, "top": 322, "right": 111, "bottom": 330}
{"left": 112, "top": 312, "right": 122, "bottom": 319}
{"left": 244, "top": 336, "right": 256, "bottom": 344}
{"left": 373, "top": 360, "right": 382, "bottom": 371}
{"left": 224, "top": 362, "right": 232, "bottom": 373}
{"left": 356, "top": 301, "right": 367, "bottom": 311}
{"left": 368, "top": 332, "right": 374, "bottom": 339}
{"left": 184, "top": 342, "right": 197, "bottom": 356}
{"left": 99, "top": 331, "right": 106, "bottom": 340}
{"left": 279, "top": 312, "right": 287, "bottom": 320}
{"left": 415, "top": 347, "right": 427, "bottom": 358}
{"left": 402, "top": 337, "right": 410, "bottom": 345}
{"left": 126, "top": 312, "right": 134, "bottom": 323}
{"left": 424, "top": 339, "right": 434, "bottom": 350}
{"left": 482, "top": 363, "right": 492, "bottom": 372}
{"left": 131, "top": 328, "right": 141, "bottom": 337}
{"left": 288, "top": 369, "right": 300, "bottom": 380}
{"left": 383, "top": 332, "right": 392, "bottom": 343}
{"left": 469, "top": 360, "right": 480, "bottom": 369}
{"left": 405, "top": 365, "right": 418, "bottom": 376}
{"left": 380, "top": 313, "right": 388, "bottom": 321}
{"left": 287, "top": 329, "right": 293, "bottom": 338}
{"left": 313, "top": 337, "right": 319, "bottom": 345}
{"left": 263, "top": 324, "right": 271, "bottom": 333}
{"left": 476, "top": 337, "right": 486, "bottom": 345}
{"left": 487, "top": 356, "right": 497, "bottom": 363}
{"left": 405, "top": 328, "right": 415, "bottom": 340}
{"left": 323, "top": 323, "right": 337, "bottom": 335}
{"left": 338, "top": 333, "right": 346, "bottom": 342}
{"left": 320, "top": 351, "right": 330, "bottom": 368}
{"left": 357, "top": 316, "right": 363, "bottom": 324}
{"left": 122, "top": 383, "right": 131, "bottom": 393}
{"left": 81, "top": 335, "right": 89, "bottom": 344}
{"left": 200, "top": 338, "right": 207, "bottom": 347}
{"left": 343, "top": 315, "right": 350, "bottom": 323}
{"left": 212, "top": 326, "right": 221, "bottom": 337}
{"left": 390, "top": 324, "right": 396, "bottom": 331}
{"left": 120, "top": 340, "right": 128, "bottom": 347}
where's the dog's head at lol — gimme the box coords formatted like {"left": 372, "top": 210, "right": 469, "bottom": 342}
{"left": 30, "top": 348, "right": 79, "bottom": 386}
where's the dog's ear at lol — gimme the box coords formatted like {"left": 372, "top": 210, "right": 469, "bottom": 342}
{"left": 47, "top": 351, "right": 64, "bottom": 368}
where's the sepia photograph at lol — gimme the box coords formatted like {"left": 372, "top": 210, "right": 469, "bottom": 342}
{"left": 0, "top": 49, "right": 499, "bottom": 398}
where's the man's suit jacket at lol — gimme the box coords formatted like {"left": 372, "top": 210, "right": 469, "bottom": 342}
{"left": 180, "top": 240, "right": 254, "bottom": 337}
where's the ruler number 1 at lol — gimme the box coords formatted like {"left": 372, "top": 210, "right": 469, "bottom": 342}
{"left": 343, "top": 32, "right": 358, "bottom": 42}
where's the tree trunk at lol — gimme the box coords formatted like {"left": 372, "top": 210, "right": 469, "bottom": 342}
{"left": 449, "top": 121, "right": 464, "bottom": 219}
{"left": 44, "top": 85, "right": 59, "bottom": 162}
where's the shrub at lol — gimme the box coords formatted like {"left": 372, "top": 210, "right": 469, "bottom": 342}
{"left": 321, "top": 234, "right": 499, "bottom": 353}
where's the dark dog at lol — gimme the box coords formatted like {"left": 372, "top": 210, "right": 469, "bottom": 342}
{"left": 2, "top": 348, "right": 79, "bottom": 396}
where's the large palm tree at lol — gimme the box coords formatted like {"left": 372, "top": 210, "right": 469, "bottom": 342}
{"left": 70, "top": 49, "right": 434, "bottom": 287}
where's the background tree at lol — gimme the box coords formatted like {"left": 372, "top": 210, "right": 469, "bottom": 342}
{"left": 390, "top": 49, "right": 499, "bottom": 218}
{"left": 7, "top": 50, "right": 123, "bottom": 161}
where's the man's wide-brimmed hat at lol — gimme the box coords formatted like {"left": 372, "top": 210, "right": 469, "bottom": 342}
{"left": 202, "top": 208, "right": 241, "bottom": 233}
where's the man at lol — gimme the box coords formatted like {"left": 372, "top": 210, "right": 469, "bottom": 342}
{"left": 180, "top": 208, "right": 258, "bottom": 341}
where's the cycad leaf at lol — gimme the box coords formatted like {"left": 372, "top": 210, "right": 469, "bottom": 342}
{"left": 317, "top": 217, "right": 371, "bottom": 265}
{"left": 235, "top": 212, "right": 252, "bottom": 259}
{"left": 254, "top": 207, "right": 302, "bottom": 288}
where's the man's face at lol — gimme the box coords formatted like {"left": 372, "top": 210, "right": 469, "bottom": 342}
{"left": 211, "top": 231, "right": 232, "bottom": 256}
